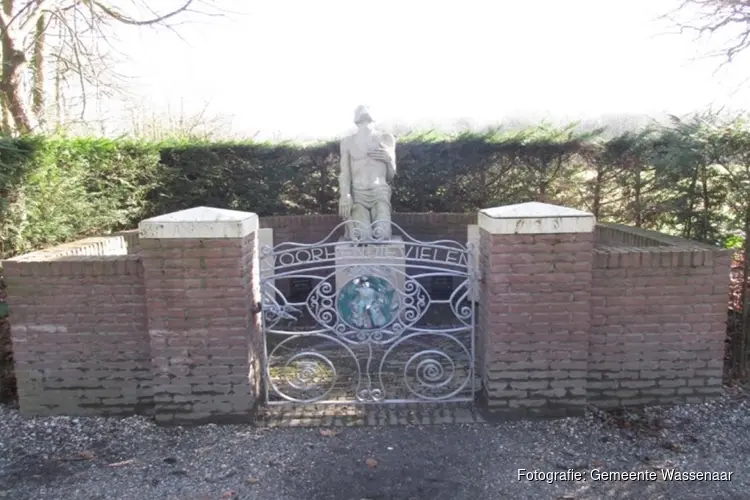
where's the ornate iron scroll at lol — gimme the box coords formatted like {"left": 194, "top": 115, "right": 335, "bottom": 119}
{"left": 260, "top": 220, "right": 477, "bottom": 405}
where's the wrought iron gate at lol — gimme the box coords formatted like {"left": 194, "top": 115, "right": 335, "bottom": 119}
{"left": 259, "top": 221, "right": 477, "bottom": 405}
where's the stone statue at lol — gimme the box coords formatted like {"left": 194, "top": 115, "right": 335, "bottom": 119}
{"left": 338, "top": 105, "right": 396, "bottom": 240}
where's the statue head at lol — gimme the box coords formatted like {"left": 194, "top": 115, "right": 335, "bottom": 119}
{"left": 354, "top": 105, "right": 374, "bottom": 125}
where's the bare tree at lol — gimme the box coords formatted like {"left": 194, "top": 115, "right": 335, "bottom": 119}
{"left": 664, "top": 0, "right": 750, "bottom": 68}
{"left": 127, "top": 99, "right": 236, "bottom": 140}
{"left": 0, "top": 0, "right": 226, "bottom": 135}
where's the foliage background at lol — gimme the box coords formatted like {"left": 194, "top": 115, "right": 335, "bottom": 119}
{"left": 0, "top": 119, "right": 744, "bottom": 258}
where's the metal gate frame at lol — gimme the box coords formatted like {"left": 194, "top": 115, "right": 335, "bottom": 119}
{"left": 259, "top": 220, "right": 477, "bottom": 405}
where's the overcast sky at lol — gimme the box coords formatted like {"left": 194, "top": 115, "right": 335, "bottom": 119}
{"left": 106, "top": 0, "right": 750, "bottom": 139}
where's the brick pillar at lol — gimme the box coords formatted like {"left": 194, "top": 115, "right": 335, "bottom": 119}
{"left": 138, "top": 207, "right": 262, "bottom": 424}
{"left": 477, "top": 202, "right": 595, "bottom": 418}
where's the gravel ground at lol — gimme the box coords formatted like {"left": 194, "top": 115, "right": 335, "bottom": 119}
{"left": 1, "top": 390, "right": 749, "bottom": 500}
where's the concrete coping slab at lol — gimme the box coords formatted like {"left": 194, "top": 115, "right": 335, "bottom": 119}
{"left": 139, "top": 206, "right": 259, "bottom": 239}
{"left": 478, "top": 202, "right": 595, "bottom": 235}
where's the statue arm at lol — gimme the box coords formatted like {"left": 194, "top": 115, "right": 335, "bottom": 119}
{"left": 381, "top": 133, "right": 397, "bottom": 181}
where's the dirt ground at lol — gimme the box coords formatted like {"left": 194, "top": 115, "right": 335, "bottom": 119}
{"left": 1, "top": 391, "right": 749, "bottom": 500}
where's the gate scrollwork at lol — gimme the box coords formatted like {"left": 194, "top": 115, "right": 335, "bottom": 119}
{"left": 261, "top": 220, "right": 476, "bottom": 405}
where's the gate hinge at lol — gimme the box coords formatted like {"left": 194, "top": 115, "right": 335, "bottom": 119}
{"left": 251, "top": 301, "right": 262, "bottom": 314}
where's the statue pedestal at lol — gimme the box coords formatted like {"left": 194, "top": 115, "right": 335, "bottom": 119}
{"left": 335, "top": 237, "right": 406, "bottom": 292}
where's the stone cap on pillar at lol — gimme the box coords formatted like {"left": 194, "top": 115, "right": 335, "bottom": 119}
{"left": 478, "top": 202, "right": 595, "bottom": 235}
{"left": 139, "top": 206, "right": 259, "bottom": 239}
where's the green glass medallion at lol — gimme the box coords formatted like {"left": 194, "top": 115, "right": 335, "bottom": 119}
{"left": 338, "top": 275, "right": 399, "bottom": 330}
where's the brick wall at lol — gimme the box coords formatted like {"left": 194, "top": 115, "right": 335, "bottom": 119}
{"left": 140, "top": 232, "right": 261, "bottom": 425}
{"left": 2, "top": 234, "right": 151, "bottom": 416}
{"left": 478, "top": 230, "right": 593, "bottom": 417}
{"left": 0, "top": 206, "right": 734, "bottom": 423}
{"left": 476, "top": 204, "right": 732, "bottom": 419}
{"left": 590, "top": 225, "right": 733, "bottom": 408}
{"left": 595, "top": 223, "right": 668, "bottom": 247}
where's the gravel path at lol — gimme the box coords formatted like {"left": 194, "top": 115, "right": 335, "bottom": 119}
{"left": 1, "top": 390, "right": 749, "bottom": 500}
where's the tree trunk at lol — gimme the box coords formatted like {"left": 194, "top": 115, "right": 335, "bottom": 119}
{"left": 31, "top": 11, "right": 45, "bottom": 123}
{"left": 0, "top": 49, "right": 32, "bottom": 134}
{"left": 54, "top": 56, "right": 64, "bottom": 127}
{"left": 738, "top": 202, "right": 750, "bottom": 379}
{"left": 537, "top": 181, "right": 548, "bottom": 202}
{"left": 684, "top": 163, "right": 700, "bottom": 240}
{"left": 634, "top": 167, "right": 643, "bottom": 227}
{"left": 592, "top": 164, "right": 604, "bottom": 219}
{"left": 480, "top": 168, "right": 488, "bottom": 209}
{"left": 700, "top": 164, "right": 711, "bottom": 243}
{"left": 0, "top": 93, "right": 12, "bottom": 134}
{"left": 0, "top": 0, "right": 33, "bottom": 134}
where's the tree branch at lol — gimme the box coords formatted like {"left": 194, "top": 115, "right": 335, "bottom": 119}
{"left": 90, "top": 0, "right": 195, "bottom": 26}
{"left": 664, "top": 0, "right": 750, "bottom": 67}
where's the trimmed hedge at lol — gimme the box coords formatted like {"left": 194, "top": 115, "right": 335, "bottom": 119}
{"left": 0, "top": 136, "right": 160, "bottom": 259}
{"left": 148, "top": 126, "right": 600, "bottom": 217}
{"left": 0, "top": 122, "right": 743, "bottom": 260}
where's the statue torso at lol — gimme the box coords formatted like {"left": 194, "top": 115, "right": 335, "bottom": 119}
{"left": 343, "top": 130, "right": 390, "bottom": 190}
